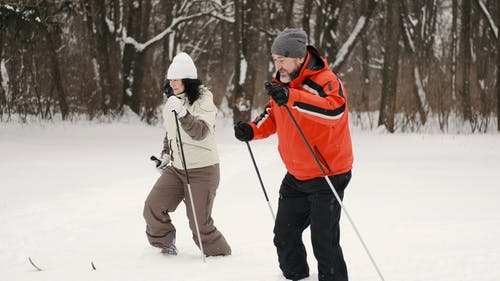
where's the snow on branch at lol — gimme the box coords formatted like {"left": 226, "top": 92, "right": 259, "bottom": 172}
{"left": 402, "top": 15, "right": 416, "bottom": 52}
{"left": 209, "top": 10, "right": 234, "bottom": 24}
{"left": 476, "top": 0, "right": 498, "bottom": 39}
{"left": 122, "top": 3, "right": 233, "bottom": 53}
{"left": 1, "top": 59, "right": 11, "bottom": 101}
{"left": 413, "top": 66, "right": 429, "bottom": 112}
{"left": 332, "top": 16, "right": 367, "bottom": 70}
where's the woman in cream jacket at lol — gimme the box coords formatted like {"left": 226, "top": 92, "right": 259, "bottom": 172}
{"left": 143, "top": 52, "right": 231, "bottom": 257}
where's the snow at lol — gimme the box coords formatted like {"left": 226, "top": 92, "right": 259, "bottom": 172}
{"left": 239, "top": 57, "right": 247, "bottom": 86}
{"left": 413, "top": 66, "right": 428, "bottom": 112}
{"left": 0, "top": 118, "right": 499, "bottom": 281}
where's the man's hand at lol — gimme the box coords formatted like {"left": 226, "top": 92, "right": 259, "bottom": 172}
{"left": 166, "top": 96, "right": 187, "bottom": 118}
{"left": 234, "top": 121, "right": 254, "bottom": 142}
{"left": 265, "top": 82, "right": 289, "bottom": 106}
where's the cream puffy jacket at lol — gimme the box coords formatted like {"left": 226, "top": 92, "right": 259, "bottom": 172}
{"left": 162, "top": 86, "right": 219, "bottom": 170}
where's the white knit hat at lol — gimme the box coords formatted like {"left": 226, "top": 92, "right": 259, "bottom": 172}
{"left": 166, "top": 52, "right": 198, "bottom": 79}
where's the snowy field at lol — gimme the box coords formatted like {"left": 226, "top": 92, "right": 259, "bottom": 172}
{"left": 0, "top": 117, "right": 499, "bottom": 281}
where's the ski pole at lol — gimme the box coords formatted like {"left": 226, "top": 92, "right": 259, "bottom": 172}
{"left": 150, "top": 155, "right": 161, "bottom": 167}
{"left": 245, "top": 141, "right": 276, "bottom": 221}
{"left": 173, "top": 110, "right": 206, "bottom": 263}
{"left": 283, "top": 104, "right": 386, "bottom": 281}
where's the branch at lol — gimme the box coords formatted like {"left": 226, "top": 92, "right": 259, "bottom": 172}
{"left": 209, "top": 11, "right": 234, "bottom": 23}
{"left": 122, "top": 3, "right": 234, "bottom": 53}
{"left": 331, "top": 16, "right": 367, "bottom": 70}
{"left": 475, "top": 0, "right": 498, "bottom": 39}
{"left": 208, "top": 1, "right": 235, "bottom": 23}
{"left": 331, "top": 0, "right": 377, "bottom": 70}
{"left": 401, "top": 12, "right": 416, "bottom": 52}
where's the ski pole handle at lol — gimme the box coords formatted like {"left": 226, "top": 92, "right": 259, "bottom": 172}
{"left": 150, "top": 155, "right": 161, "bottom": 167}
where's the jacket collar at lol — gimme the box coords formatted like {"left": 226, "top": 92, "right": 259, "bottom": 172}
{"left": 273, "top": 46, "right": 327, "bottom": 87}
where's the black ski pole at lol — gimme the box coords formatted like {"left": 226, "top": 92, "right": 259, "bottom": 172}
{"left": 245, "top": 141, "right": 276, "bottom": 221}
{"left": 172, "top": 110, "right": 206, "bottom": 263}
{"left": 282, "top": 104, "right": 386, "bottom": 281}
{"left": 150, "top": 155, "right": 161, "bottom": 167}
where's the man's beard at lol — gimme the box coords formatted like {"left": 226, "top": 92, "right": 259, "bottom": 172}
{"left": 279, "top": 69, "right": 300, "bottom": 83}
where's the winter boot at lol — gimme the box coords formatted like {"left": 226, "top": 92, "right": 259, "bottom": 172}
{"left": 161, "top": 244, "right": 178, "bottom": 255}
{"left": 159, "top": 231, "right": 177, "bottom": 255}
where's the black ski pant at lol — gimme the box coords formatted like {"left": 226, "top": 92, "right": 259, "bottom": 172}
{"left": 273, "top": 171, "right": 351, "bottom": 281}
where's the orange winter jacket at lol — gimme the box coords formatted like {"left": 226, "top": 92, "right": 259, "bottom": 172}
{"left": 249, "top": 46, "right": 353, "bottom": 180}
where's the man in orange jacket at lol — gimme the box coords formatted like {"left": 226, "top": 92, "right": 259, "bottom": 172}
{"left": 234, "top": 28, "right": 353, "bottom": 281}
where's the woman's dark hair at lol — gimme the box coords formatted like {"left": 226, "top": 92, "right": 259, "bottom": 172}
{"left": 182, "top": 78, "right": 202, "bottom": 104}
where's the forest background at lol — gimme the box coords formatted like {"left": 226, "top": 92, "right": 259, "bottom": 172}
{"left": 1, "top": 0, "right": 499, "bottom": 133}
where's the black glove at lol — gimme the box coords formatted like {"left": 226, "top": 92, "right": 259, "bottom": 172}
{"left": 265, "top": 82, "right": 289, "bottom": 106}
{"left": 161, "top": 80, "right": 174, "bottom": 97}
{"left": 234, "top": 121, "right": 254, "bottom": 142}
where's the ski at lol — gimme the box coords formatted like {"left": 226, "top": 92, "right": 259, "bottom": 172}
{"left": 28, "top": 257, "right": 97, "bottom": 271}
{"left": 28, "top": 257, "right": 43, "bottom": 271}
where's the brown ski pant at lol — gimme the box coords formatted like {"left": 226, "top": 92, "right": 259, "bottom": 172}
{"left": 143, "top": 164, "right": 231, "bottom": 256}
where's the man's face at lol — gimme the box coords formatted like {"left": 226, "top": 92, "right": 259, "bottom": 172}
{"left": 272, "top": 55, "right": 305, "bottom": 82}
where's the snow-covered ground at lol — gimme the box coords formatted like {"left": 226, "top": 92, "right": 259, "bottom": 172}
{"left": 0, "top": 118, "right": 499, "bottom": 281}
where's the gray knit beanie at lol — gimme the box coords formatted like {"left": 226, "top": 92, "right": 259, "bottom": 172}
{"left": 271, "top": 28, "right": 308, "bottom": 58}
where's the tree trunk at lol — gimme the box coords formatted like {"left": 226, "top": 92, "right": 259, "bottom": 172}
{"left": 497, "top": 0, "right": 500, "bottom": 131}
{"left": 231, "top": 0, "right": 248, "bottom": 123}
{"left": 361, "top": 33, "right": 370, "bottom": 112}
{"left": 302, "top": 0, "right": 312, "bottom": 36}
{"left": 122, "top": 0, "right": 150, "bottom": 115}
{"left": 360, "top": 0, "right": 373, "bottom": 112}
{"left": 47, "top": 31, "right": 69, "bottom": 120}
{"left": 378, "top": 0, "right": 400, "bottom": 132}
{"left": 92, "top": 0, "right": 112, "bottom": 114}
{"left": 283, "top": 0, "right": 295, "bottom": 27}
{"left": 461, "top": 0, "right": 473, "bottom": 121}
{"left": 399, "top": 1, "right": 429, "bottom": 125}
{"left": 109, "top": 0, "right": 125, "bottom": 112}
{"left": 239, "top": 0, "right": 266, "bottom": 123}
{"left": 451, "top": 0, "right": 458, "bottom": 102}
{"left": 316, "top": 0, "right": 341, "bottom": 60}
{"left": 0, "top": 22, "right": 5, "bottom": 118}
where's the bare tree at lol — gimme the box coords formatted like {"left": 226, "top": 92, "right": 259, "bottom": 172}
{"left": 118, "top": 0, "right": 232, "bottom": 121}
{"left": 378, "top": 0, "right": 401, "bottom": 132}
{"left": 474, "top": 0, "right": 499, "bottom": 131}
{"left": 302, "top": 0, "right": 312, "bottom": 35}
{"left": 314, "top": 0, "right": 344, "bottom": 62}
{"left": 1, "top": 0, "right": 498, "bottom": 132}
{"left": 461, "top": 0, "right": 473, "bottom": 122}
{"left": 230, "top": 0, "right": 251, "bottom": 123}
{"left": 399, "top": 0, "right": 438, "bottom": 126}
{"left": 89, "top": 0, "right": 122, "bottom": 114}
{"left": 451, "top": 0, "right": 458, "bottom": 103}
{"left": 472, "top": 0, "right": 497, "bottom": 132}
{"left": 0, "top": 11, "right": 5, "bottom": 120}
{"left": 46, "top": 27, "right": 69, "bottom": 120}
{"left": 332, "top": 0, "right": 377, "bottom": 71}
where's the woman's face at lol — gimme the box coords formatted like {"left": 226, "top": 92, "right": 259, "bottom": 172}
{"left": 169, "top": 79, "right": 185, "bottom": 95}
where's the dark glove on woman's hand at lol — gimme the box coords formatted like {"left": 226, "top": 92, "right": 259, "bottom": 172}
{"left": 234, "top": 121, "right": 254, "bottom": 142}
{"left": 265, "top": 82, "right": 289, "bottom": 106}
